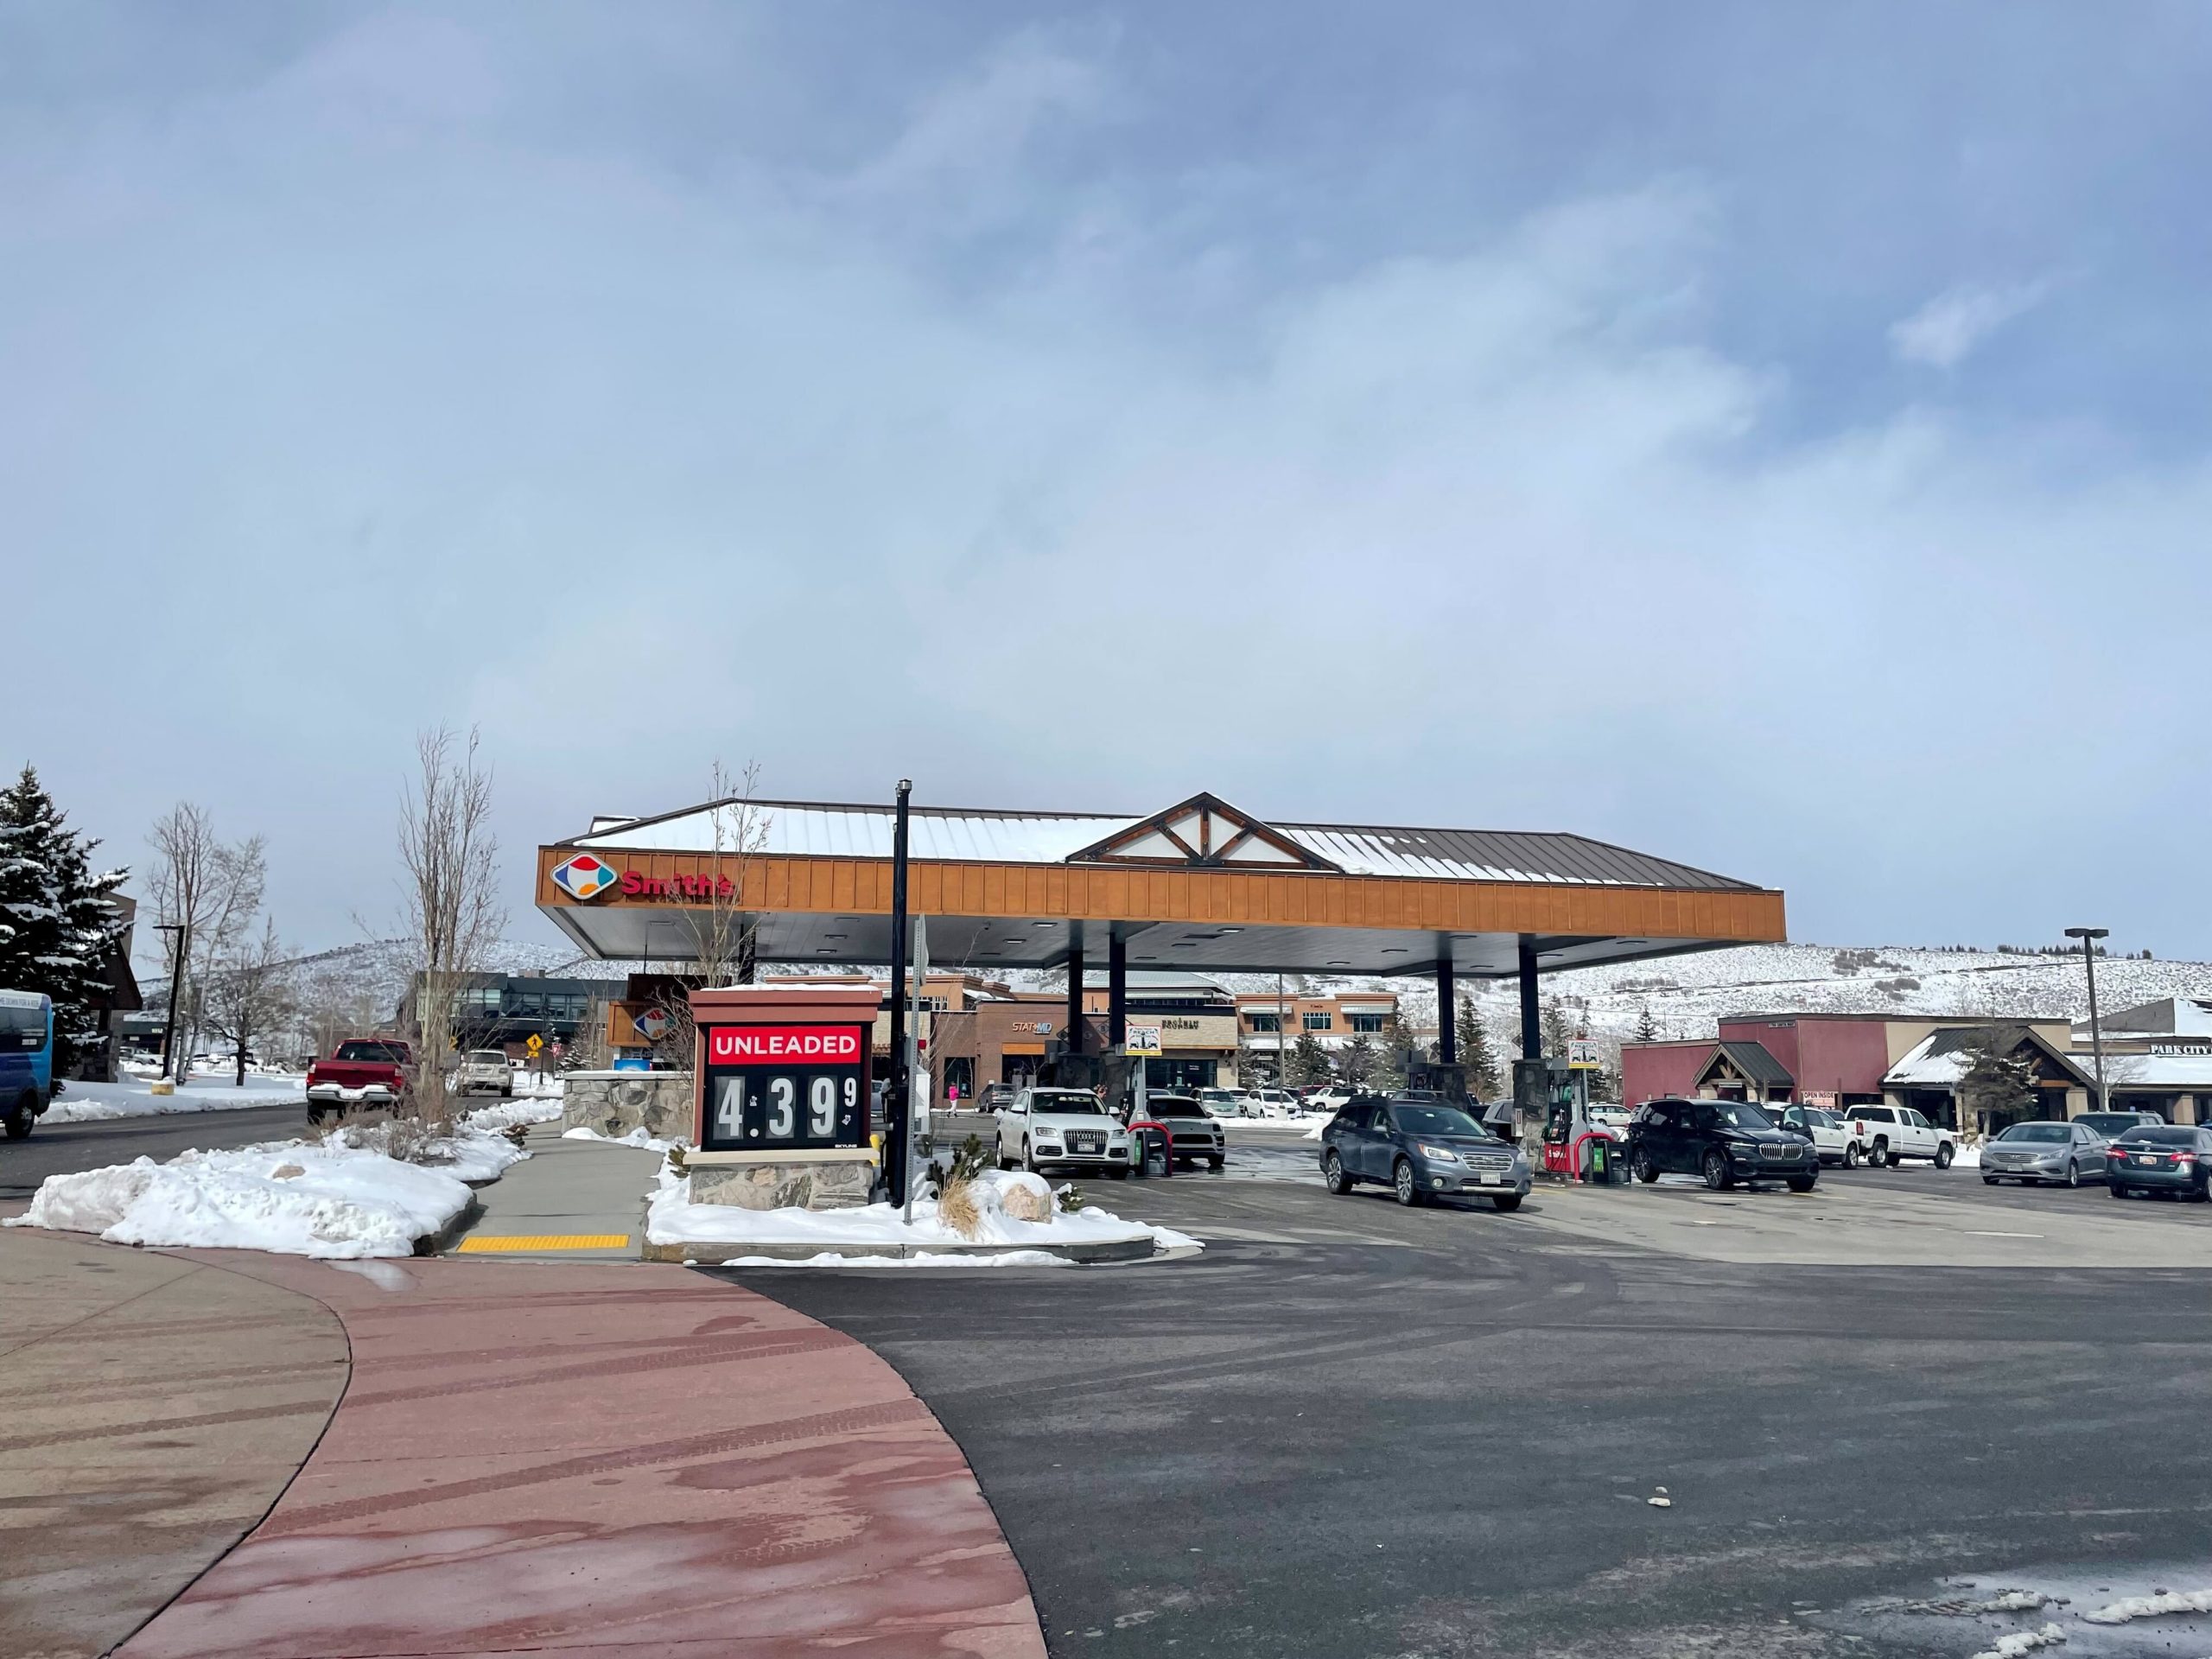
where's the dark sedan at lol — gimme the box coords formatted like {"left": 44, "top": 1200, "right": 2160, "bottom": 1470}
{"left": 2107, "top": 1125, "right": 2212, "bottom": 1200}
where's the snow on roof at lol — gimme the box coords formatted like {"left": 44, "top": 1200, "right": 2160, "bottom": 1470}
{"left": 568, "top": 799, "right": 1756, "bottom": 891}
{"left": 1885, "top": 1027, "right": 2094, "bottom": 1089}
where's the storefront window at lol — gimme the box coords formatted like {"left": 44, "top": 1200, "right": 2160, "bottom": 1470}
{"left": 1304, "top": 1012, "right": 1332, "bottom": 1031}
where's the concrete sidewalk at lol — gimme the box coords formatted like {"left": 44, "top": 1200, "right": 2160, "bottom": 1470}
{"left": 448, "top": 1123, "right": 661, "bottom": 1260}
{"left": 0, "top": 1229, "right": 348, "bottom": 1659}
{"left": 118, "top": 1253, "right": 1046, "bottom": 1658}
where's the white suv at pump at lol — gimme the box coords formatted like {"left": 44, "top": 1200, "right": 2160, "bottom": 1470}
{"left": 995, "top": 1088, "right": 1135, "bottom": 1178}
{"left": 1843, "top": 1103, "right": 1957, "bottom": 1168}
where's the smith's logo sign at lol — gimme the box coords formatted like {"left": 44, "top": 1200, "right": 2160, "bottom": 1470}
{"left": 709, "top": 1026, "right": 863, "bottom": 1065}
{"left": 550, "top": 854, "right": 619, "bottom": 900}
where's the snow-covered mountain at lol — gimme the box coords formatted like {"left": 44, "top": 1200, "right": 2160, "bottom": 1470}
{"left": 166, "top": 936, "right": 2203, "bottom": 1052}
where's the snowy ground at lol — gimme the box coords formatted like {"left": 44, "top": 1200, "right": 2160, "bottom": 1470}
{"left": 647, "top": 1165, "right": 1201, "bottom": 1262}
{"left": 5, "top": 1121, "right": 525, "bottom": 1258}
{"left": 46, "top": 1072, "right": 307, "bottom": 1123}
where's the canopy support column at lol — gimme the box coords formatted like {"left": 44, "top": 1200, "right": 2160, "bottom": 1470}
{"left": 1108, "top": 931, "right": 1128, "bottom": 1050}
{"left": 1436, "top": 957, "right": 1457, "bottom": 1065}
{"left": 1518, "top": 935, "right": 1541, "bottom": 1058}
{"left": 1065, "top": 941, "right": 1085, "bottom": 1056}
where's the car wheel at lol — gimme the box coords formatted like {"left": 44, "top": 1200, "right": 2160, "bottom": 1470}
{"left": 1392, "top": 1158, "right": 1423, "bottom": 1206}
{"left": 1786, "top": 1174, "right": 1817, "bottom": 1193}
{"left": 1207, "top": 1155, "right": 1225, "bottom": 1169}
{"left": 1868, "top": 1140, "right": 1890, "bottom": 1167}
{"left": 2111, "top": 1182, "right": 2131, "bottom": 1199}
{"left": 1022, "top": 1140, "right": 1039, "bottom": 1174}
{"left": 1701, "top": 1150, "right": 1732, "bottom": 1191}
{"left": 1492, "top": 1193, "right": 1523, "bottom": 1212}
{"left": 2065, "top": 1160, "right": 2081, "bottom": 1188}
{"left": 1982, "top": 1174, "right": 1999, "bottom": 1185}
{"left": 308, "top": 1104, "right": 328, "bottom": 1128}
{"left": 1323, "top": 1150, "right": 1353, "bottom": 1194}
{"left": 2195, "top": 1178, "right": 2211, "bottom": 1204}
{"left": 1108, "top": 1166, "right": 1129, "bottom": 1179}
{"left": 3, "top": 1094, "right": 34, "bottom": 1141}
{"left": 1843, "top": 1142, "right": 1862, "bottom": 1168}
{"left": 1934, "top": 1142, "right": 1955, "bottom": 1170}
{"left": 1632, "top": 1147, "right": 1660, "bottom": 1184}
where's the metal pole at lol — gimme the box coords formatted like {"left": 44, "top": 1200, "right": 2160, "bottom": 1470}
{"left": 156, "top": 923, "right": 186, "bottom": 1082}
{"left": 1436, "top": 957, "right": 1457, "bottom": 1065}
{"left": 1108, "top": 931, "right": 1127, "bottom": 1051}
{"left": 1065, "top": 941, "right": 1085, "bottom": 1057}
{"left": 886, "top": 781, "right": 912, "bottom": 1207}
{"left": 2083, "top": 937, "right": 2107, "bottom": 1116}
{"left": 1276, "top": 972, "right": 1288, "bottom": 1091}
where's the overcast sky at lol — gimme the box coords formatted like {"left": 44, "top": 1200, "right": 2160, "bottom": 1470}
{"left": 10, "top": 3, "right": 2212, "bottom": 963}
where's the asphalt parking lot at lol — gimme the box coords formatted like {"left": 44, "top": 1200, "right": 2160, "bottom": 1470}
{"left": 738, "top": 1127, "right": 2212, "bottom": 1658}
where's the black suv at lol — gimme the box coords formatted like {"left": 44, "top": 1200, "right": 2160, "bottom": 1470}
{"left": 1627, "top": 1096, "right": 1819, "bottom": 1192}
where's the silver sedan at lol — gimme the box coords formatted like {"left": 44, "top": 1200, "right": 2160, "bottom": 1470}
{"left": 1980, "top": 1119, "right": 2108, "bottom": 1187}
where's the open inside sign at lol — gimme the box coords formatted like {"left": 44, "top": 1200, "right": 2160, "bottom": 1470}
{"left": 702, "top": 1023, "right": 868, "bottom": 1152}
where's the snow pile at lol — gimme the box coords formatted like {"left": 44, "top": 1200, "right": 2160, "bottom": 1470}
{"left": 720, "top": 1249, "right": 1073, "bottom": 1269}
{"left": 563, "top": 1124, "right": 679, "bottom": 1153}
{"left": 2081, "top": 1587, "right": 2212, "bottom": 1624}
{"left": 464, "top": 1097, "right": 564, "bottom": 1133}
{"left": 45, "top": 1074, "right": 306, "bottom": 1124}
{"left": 327, "top": 1121, "right": 528, "bottom": 1185}
{"left": 647, "top": 1166, "right": 1198, "bottom": 1256}
{"left": 1970, "top": 1624, "right": 2066, "bottom": 1659}
{"left": 4, "top": 1135, "right": 501, "bottom": 1258}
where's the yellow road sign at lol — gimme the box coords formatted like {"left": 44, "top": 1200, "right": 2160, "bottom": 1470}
{"left": 525, "top": 1033, "right": 543, "bottom": 1054}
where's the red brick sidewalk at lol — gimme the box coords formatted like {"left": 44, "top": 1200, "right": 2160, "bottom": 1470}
{"left": 118, "top": 1255, "right": 1046, "bottom": 1658}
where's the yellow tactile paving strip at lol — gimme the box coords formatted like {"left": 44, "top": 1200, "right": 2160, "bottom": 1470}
{"left": 453, "top": 1234, "right": 632, "bottom": 1253}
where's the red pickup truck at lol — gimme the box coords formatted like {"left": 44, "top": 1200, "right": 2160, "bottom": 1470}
{"left": 306, "top": 1039, "right": 415, "bottom": 1124}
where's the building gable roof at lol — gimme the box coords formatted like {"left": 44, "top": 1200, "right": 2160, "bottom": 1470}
{"left": 1885, "top": 1026, "right": 2095, "bottom": 1090}
{"left": 1695, "top": 1039, "right": 1794, "bottom": 1090}
{"left": 1063, "top": 792, "right": 1341, "bottom": 873}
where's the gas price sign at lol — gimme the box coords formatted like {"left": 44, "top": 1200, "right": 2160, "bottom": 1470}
{"left": 701, "top": 1024, "right": 868, "bottom": 1153}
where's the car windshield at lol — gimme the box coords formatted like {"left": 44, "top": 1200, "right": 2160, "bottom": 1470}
{"left": 1999, "top": 1122, "right": 2072, "bottom": 1143}
{"left": 1146, "top": 1097, "right": 1202, "bottom": 1116}
{"left": 2117, "top": 1127, "right": 2197, "bottom": 1147}
{"left": 1030, "top": 1094, "right": 1102, "bottom": 1116}
{"left": 334, "top": 1041, "right": 405, "bottom": 1063}
{"left": 1389, "top": 1104, "right": 1486, "bottom": 1137}
{"left": 1713, "top": 1103, "right": 1774, "bottom": 1129}
{"left": 2082, "top": 1114, "right": 2152, "bottom": 1134}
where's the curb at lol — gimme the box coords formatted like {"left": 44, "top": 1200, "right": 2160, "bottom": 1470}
{"left": 645, "top": 1233, "right": 1162, "bottom": 1265}
{"left": 416, "top": 1195, "right": 483, "bottom": 1257}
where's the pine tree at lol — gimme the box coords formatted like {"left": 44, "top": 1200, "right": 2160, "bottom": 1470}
{"left": 1379, "top": 1007, "right": 1422, "bottom": 1087}
{"left": 1540, "top": 995, "right": 1572, "bottom": 1059}
{"left": 1635, "top": 1001, "right": 1659, "bottom": 1043}
{"left": 1956, "top": 1026, "right": 2038, "bottom": 1135}
{"left": 0, "top": 766, "right": 128, "bottom": 1074}
{"left": 1287, "top": 1028, "right": 1331, "bottom": 1086}
{"left": 1456, "top": 995, "right": 1500, "bottom": 1098}
{"left": 1340, "top": 1033, "right": 1378, "bottom": 1089}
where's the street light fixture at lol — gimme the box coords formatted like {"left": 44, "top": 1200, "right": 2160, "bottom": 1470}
{"left": 2064, "top": 927, "right": 2110, "bottom": 1116}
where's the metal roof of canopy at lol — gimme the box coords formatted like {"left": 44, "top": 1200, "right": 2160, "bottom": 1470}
{"left": 537, "top": 791, "right": 1786, "bottom": 978}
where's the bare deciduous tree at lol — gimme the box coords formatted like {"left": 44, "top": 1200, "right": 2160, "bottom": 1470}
{"left": 204, "top": 918, "right": 293, "bottom": 1087}
{"left": 647, "top": 760, "right": 772, "bottom": 1067}
{"left": 397, "top": 726, "right": 505, "bottom": 1124}
{"left": 148, "top": 803, "right": 267, "bottom": 1082}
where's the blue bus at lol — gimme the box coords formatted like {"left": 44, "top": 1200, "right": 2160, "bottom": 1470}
{"left": 1, "top": 989, "right": 54, "bottom": 1141}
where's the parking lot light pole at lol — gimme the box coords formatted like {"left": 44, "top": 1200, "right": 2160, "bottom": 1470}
{"left": 2065, "top": 926, "right": 2109, "bottom": 1116}
{"left": 886, "top": 780, "right": 912, "bottom": 1207}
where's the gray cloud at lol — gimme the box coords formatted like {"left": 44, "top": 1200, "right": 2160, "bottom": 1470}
{"left": 8, "top": 3, "right": 2212, "bottom": 962}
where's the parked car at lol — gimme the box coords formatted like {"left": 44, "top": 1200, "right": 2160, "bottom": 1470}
{"left": 2107, "top": 1124, "right": 2212, "bottom": 1200}
{"left": 1980, "top": 1118, "right": 2109, "bottom": 1187}
{"left": 1586, "top": 1104, "right": 1632, "bottom": 1139}
{"left": 2079, "top": 1109, "right": 2166, "bottom": 1138}
{"left": 1627, "top": 1096, "right": 1820, "bottom": 1192}
{"left": 0, "top": 988, "right": 54, "bottom": 1141}
{"left": 995, "top": 1086, "right": 1135, "bottom": 1177}
{"left": 451, "top": 1049, "right": 514, "bottom": 1098}
{"left": 1121, "top": 1093, "right": 1226, "bottom": 1168}
{"left": 1775, "top": 1104, "right": 1872, "bottom": 1166}
{"left": 306, "top": 1039, "right": 415, "bottom": 1125}
{"left": 1320, "top": 1094, "right": 1530, "bottom": 1209}
{"left": 1248, "top": 1087, "right": 1299, "bottom": 1118}
{"left": 1841, "top": 1103, "right": 1957, "bottom": 1168}
{"left": 1306, "top": 1086, "right": 1353, "bottom": 1116}
{"left": 974, "top": 1083, "right": 1017, "bottom": 1112}
{"left": 1197, "top": 1087, "right": 1252, "bottom": 1119}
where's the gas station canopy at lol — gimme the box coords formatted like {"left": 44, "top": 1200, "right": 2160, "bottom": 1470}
{"left": 536, "top": 791, "right": 1784, "bottom": 978}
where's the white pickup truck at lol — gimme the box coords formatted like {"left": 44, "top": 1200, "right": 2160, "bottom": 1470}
{"left": 1839, "top": 1103, "right": 1956, "bottom": 1169}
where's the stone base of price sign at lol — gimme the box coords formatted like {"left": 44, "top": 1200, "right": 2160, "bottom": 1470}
{"left": 687, "top": 1147, "right": 878, "bottom": 1211}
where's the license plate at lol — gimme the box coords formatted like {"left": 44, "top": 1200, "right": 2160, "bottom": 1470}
{"left": 1071, "top": 1136, "right": 1102, "bottom": 1153}
{"left": 1476, "top": 1172, "right": 1502, "bottom": 1185}
{"left": 2139, "top": 1154, "right": 2158, "bottom": 1164}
